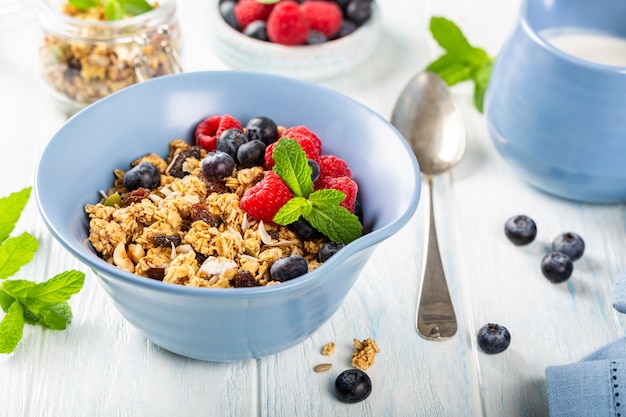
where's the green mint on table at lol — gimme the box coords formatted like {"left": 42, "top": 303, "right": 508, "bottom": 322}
{"left": 271, "top": 138, "right": 362, "bottom": 244}
{"left": 0, "top": 187, "right": 85, "bottom": 354}
{"left": 69, "top": 0, "right": 154, "bottom": 20}
{"left": 426, "top": 16, "right": 495, "bottom": 113}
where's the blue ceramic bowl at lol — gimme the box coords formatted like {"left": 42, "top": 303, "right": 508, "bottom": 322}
{"left": 485, "top": 0, "right": 626, "bottom": 203}
{"left": 35, "top": 71, "right": 420, "bottom": 361}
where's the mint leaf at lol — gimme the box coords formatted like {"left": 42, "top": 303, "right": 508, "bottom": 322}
{"left": 0, "top": 301, "right": 24, "bottom": 354}
{"left": 68, "top": 0, "right": 100, "bottom": 11}
{"left": 0, "top": 188, "right": 85, "bottom": 354}
{"left": 1, "top": 279, "right": 37, "bottom": 300}
{"left": 121, "top": 0, "right": 154, "bottom": 16}
{"left": 0, "top": 187, "right": 31, "bottom": 245}
{"left": 0, "top": 233, "right": 39, "bottom": 279}
{"left": 272, "top": 138, "right": 314, "bottom": 198}
{"left": 0, "top": 288, "right": 15, "bottom": 313}
{"left": 426, "top": 16, "right": 494, "bottom": 113}
{"left": 26, "top": 301, "right": 72, "bottom": 330}
{"left": 309, "top": 188, "right": 348, "bottom": 208}
{"left": 105, "top": 0, "right": 125, "bottom": 20}
{"left": 273, "top": 197, "right": 309, "bottom": 225}
{"left": 25, "top": 270, "right": 85, "bottom": 304}
{"left": 304, "top": 204, "right": 362, "bottom": 244}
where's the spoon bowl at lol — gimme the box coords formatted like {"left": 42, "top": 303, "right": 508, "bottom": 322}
{"left": 391, "top": 71, "right": 466, "bottom": 340}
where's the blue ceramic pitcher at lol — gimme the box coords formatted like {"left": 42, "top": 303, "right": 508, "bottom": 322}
{"left": 485, "top": 0, "right": 626, "bottom": 203}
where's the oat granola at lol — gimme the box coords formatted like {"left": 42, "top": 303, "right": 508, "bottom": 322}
{"left": 85, "top": 139, "right": 328, "bottom": 288}
{"left": 39, "top": 1, "right": 181, "bottom": 108}
{"left": 351, "top": 338, "right": 380, "bottom": 370}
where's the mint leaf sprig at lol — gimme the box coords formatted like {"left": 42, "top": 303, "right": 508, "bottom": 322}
{"left": 426, "top": 16, "right": 495, "bottom": 113}
{"left": 271, "top": 138, "right": 362, "bottom": 244}
{"left": 0, "top": 187, "right": 85, "bottom": 354}
{"left": 68, "top": 0, "right": 154, "bottom": 21}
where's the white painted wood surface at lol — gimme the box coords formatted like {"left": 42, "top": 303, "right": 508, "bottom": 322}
{"left": 2, "top": 0, "right": 625, "bottom": 416}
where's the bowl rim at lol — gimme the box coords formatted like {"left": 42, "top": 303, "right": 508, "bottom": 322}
{"left": 34, "top": 70, "right": 421, "bottom": 298}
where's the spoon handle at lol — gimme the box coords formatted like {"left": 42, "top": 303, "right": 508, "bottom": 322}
{"left": 416, "top": 177, "right": 457, "bottom": 340}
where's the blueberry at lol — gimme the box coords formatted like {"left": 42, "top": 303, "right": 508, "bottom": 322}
{"left": 504, "top": 214, "right": 537, "bottom": 246}
{"left": 201, "top": 151, "right": 235, "bottom": 180}
{"left": 334, "top": 369, "right": 372, "bottom": 403}
{"left": 307, "top": 30, "right": 328, "bottom": 45}
{"left": 288, "top": 217, "right": 322, "bottom": 240}
{"left": 477, "top": 323, "right": 511, "bottom": 354}
{"left": 308, "top": 159, "right": 320, "bottom": 182}
{"left": 551, "top": 232, "right": 585, "bottom": 261}
{"left": 237, "top": 139, "right": 266, "bottom": 168}
{"left": 217, "top": 128, "right": 248, "bottom": 162}
{"left": 219, "top": 0, "right": 239, "bottom": 30}
{"left": 270, "top": 255, "right": 309, "bottom": 282}
{"left": 334, "top": 20, "right": 357, "bottom": 39}
{"left": 318, "top": 242, "right": 345, "bottom": 263}
{"left": 123, "top": 162, "right": 161, "bottom": 191}
{"left": 541, "top": 252, "right": 573, "bottom": 283}
{"left": 243, "top": 20, "right": 268, "bottom": 41}
{"left": 245, "top": 116, "right": 278, "bottom": 146}
{"left": 346, "top": 0, "right": 372, "bottom": 26}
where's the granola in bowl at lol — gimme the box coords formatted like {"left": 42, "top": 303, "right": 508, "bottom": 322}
{"left": 85, "top": 115, "right": 363, "bottom": 288}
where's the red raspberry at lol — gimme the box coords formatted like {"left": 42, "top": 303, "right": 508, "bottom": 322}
{"left": 234, "top": 0, "right": 274, "bottom": 30}
{"left": 315, "top": 175, "right": 358, "bottom": 213}
{"left": 300, "top": 1, "right": 343, "bottom": 38}
{"left": 266, "top": 1, "right": 309, "bottom": 46}
{"left": 282, "top": 125, "right": 322, "bottom": 155}
{"left": 318, "top": 154, "right": 352, "bottom": 179}
{"left": 240, "top": 170, "right": 293, "bottom": 223}
{"left": 264, "top": 132, "right": 321, "bottom": 169}
{"left": 195, "top": 114, "right": 242, "bottom": 152}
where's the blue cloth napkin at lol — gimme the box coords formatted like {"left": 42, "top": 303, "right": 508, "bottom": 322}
{"left": 545, "top": 270, "right": 626, "bottom": 416}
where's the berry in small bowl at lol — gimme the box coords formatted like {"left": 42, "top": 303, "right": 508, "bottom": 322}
{"left": 210, "top": 0, "right": 381, "bottom": 80}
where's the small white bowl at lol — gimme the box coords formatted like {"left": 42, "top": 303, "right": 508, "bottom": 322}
{"left": 208, "top": 1, "right": 381, "bottom": 81}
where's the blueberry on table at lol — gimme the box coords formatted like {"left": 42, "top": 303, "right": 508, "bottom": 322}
{"left": 334, "top": 369, "right": 372, "bottom": 403}
{"left": 270, "top": 255, "right": 309, "bottom": 282}
{"left": 202, "top": 151, "right": 235, "bottom": 180}
{"left": 245, "top": 116, "right": 278, "bottom": 146}
{"left": 541, "top": 252, "right": 573, "bottom": 283}
{"left": 123, "top": 162, "right": 161, "bottom": 191}
{"left": 504, "top": 214, "right": 537, "bottom": 245}
{"left": 477, "top": 323, "right": 511, "bottom": 354}
{"left": 551, "top": 232, "right": 585, "bottom": 261}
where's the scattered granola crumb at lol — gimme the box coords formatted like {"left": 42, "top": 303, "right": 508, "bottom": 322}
{"left": 322, "top": 341, "right": 336, "bottom": 356}
{"left": 313, "top": 363, "right": 333, "bottom": 373}
{"left": 351, "top": 337, "right": 380, "bottom": 370}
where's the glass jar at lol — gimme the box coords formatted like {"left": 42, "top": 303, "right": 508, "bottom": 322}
{"left": 38, "top": 0, "right": 182, "bottom": 113}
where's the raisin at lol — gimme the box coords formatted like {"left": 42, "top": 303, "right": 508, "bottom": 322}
{"left": 269, "top": 229, "right": 280, "bottom": 240}
{"left": 153, "top": 234, "right": 182, "bottom": 247}
{"left": 166, "top": 146, "right": 202, "bottom": 178}
{"left": 146, "top": 268, "right": 165, "bottom": 281}
{"left": 231, "top": 270, "right": 256, "bottom": 288}
{"left": 198, "top": 174, "right": 227, "bottom": 194}
{"left": 190, "top": 204, "right": 222, "bottom": 227}
{"left": 123, "top": 187, "right": 151, "bottom": 206}
{"left": 196, "top": 252, "right": 208, "bottom": 265}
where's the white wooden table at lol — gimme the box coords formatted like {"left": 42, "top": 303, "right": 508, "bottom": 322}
{"left": 3, "top": 0, "right": 626, "bottom": 415}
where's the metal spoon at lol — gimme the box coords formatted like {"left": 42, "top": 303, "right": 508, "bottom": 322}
{"left": 390, "top": 71, "right": 466, "bottom": 340}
